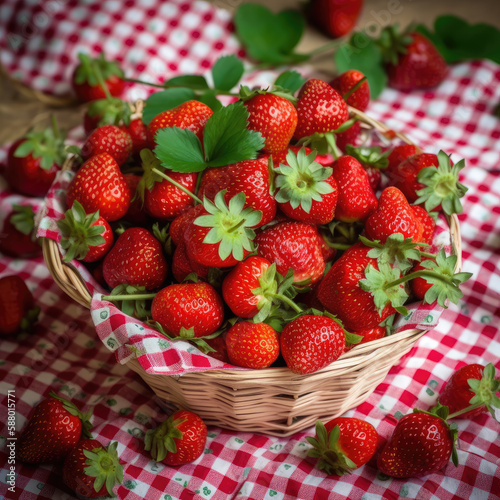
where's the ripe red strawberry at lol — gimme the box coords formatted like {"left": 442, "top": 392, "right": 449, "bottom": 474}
{"left": 364, "top": 187, "right": 423, "bottom": 244}
{"left": 66, "top": 153, "right": 132, "bottom": 222}
{"left": 317, "top": 242, "right": 398, "bottom": 331}
{"left": 151, "top": 282, "right": 224, "bottom": 337}
{"left": 0, "top": 275, "right": 40, "bottom": 336}
{"left": 335, "top": 121, "right": 361, "bottom": 152}
{"left": 274, "top": 147, "right": 338, "bottom": 225}
{"left": 438, "top": 363, "right": 500, "bottom": 420}
{"left": 222, "top": 256, "right": 273, "bottom": 318}
{"left": 255, "top": 220, "right": 325, "bottom": 286}
{"left": 145, "top": 171, "right": 198, "bottom": 221}
{"left": 280, "top": 314, "right": 346, "bottom": 374}
{"left": 242, "top": 91, "right": 298, "bottom": 154}
{"left": 147, "top": 100, "right": 213, "bottom": 147}
{"left": 380, "top": 29, "right": 448, "bottom": 90}
{"left": 307, "top": 417, "right": 379, "bottom": 475}
{"left": 145, "top": 410, "right": 207, "bottom": 466}
{"left": 330, "top": 70, "right": 370, "bottom": 111}
{"left": 6, "top": 127, "right": 65, "bottom": 197}
{"left": 331, "top": 155, "right": 378, "bottom": 223}
{"left": 387, "top": 144, "right": 419, "bottom": 173}
{"left": 410, "top": 259, "right": 434, "bottom": 301}
{"left": 343, "top": 145, "right": 390, "bottom": 192}
{"left": 308, "top": 0, "right": 364, "bottom": 38}
{"left": 203, "top": 335, "right": 230, "bottom": 363}
{"left": 198, "top": 157, "right": 276, "bottom": 227}
{"left": 121, "top": 118, "right": 148, "bottom": 156}
{"left": 72, "top": 52, "right": 125, "bottom": 102}
{"left": 225, "top": 321, "right": 280, "bottom": 369}
{"left": 103, "top": 227, "right": 168, "bottom": 290}
{"left": 293, "top": 79, "right": 349, "bottom": 141}
{"left": 169, "top": 204, "right": 205, "bottom": 246}
{"left": 185, "top": 192, "right": 262, "bottom": 268}
{"left": 63, "top": 439, "right": 123, "bottom": 498}
{"left": 411, "top": 205, "right": 435, "bottom": 245}
{"left": 377, "top": 407, "right": 458, "bottom": 478}
{"left": 355, "top": 326, "right": 386, "bottom": 345}
{"left": 171, "top": 242, "right": 209, "bottom": 283}
{"left": 17, "top": 393, "right": 92, "bottom": 464}
{"left": 0, "top": 204, "right": 42, "bottom": 258}
{"left": 123, "top": 173, "right": 149, "bottom": 225}
{"left": 57, "top": 201, "right": 114, "bottom": 263}
{"left": 388, "top": 151, "right": 467, "bottom": 215}
{"left": 81, "top": 124, "right": 132, "bottom": 166}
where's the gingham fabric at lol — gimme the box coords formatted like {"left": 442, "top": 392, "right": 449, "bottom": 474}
{"left": 1, "top": 1, "right": 500, "bottom": 498}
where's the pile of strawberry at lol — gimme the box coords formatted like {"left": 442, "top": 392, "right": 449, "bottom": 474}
{"left": 3, "top": 53, "right": 471, "bottom": 374}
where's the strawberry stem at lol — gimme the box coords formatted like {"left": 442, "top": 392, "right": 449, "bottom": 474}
{"left": 447, "top": 402, "right": 485, "bottom": 420}
{"left": 151, "top": 167, "right": 202, "bottom": 204}
{"left": 342, "top": 76, "right": 367, "bottom": 101}
{"left": 102, "top": 293, "right": 157, "bottom": 301}
{"left": 92, "top": 60, "right": 113, "bottom": 100}
{"left": 125, "top": 77, "right": 239, "bottom": 97}
{"left": 306, "top": 39, "right": 347, "bottom": 58}
{"left": 383, "top": 269, "right": 450, "bottom": 290}
{"left": 269, "top": 293, "right": 303, "bottom": 313}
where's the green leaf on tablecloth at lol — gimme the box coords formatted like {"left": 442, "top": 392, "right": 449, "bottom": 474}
{"left": 142, "top": 88, "right": 196, "bottom": 124}
{"left": 416, "top": 16, "right": 500, "bottom": 65}
{"left": 212, "top": 55, "right": 245, "bottom": 91}
{"left": 334, "top": 35, "right": 387, "bottom": 99}
{"left": 234, "top": 3, "right": 308, "bottom": 64}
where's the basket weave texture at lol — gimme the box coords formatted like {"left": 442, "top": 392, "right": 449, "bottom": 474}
{"left": 41, "top": 108, "right": 463, "bottom": 436}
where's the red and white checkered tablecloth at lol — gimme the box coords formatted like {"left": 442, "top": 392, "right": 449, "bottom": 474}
{"left": 1, "top": 1, "right": 500, "bottom": 499}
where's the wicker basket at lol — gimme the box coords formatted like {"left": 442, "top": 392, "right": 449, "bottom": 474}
{"left": 42, "top": 108, "right": 463, "bottom": 436}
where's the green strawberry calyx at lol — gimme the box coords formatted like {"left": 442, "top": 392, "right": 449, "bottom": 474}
{"left": 57, "top": 200, "right": 107, "bottom": 262}
{"left": 19, "top": 305, "right": 41, "bottom": 333}
{"left": 413, "top": 403, "right": 459, "bottom": 467}
{"left": 344, "top": 145, "right": 390, "bottom": 170}
{"left": 82, "top": 441, "right": 123, "bottom": 497}
{"left": 375, "top": 25, "right": 415, "bottom": 65}
{"left": 194, "top": 190, "right": 262, "bottom": 262}
{"left": 10, "top": 204, "right": 36, "bottom": 238}
{"left": 306, "top": 420, "right": 358, "bottom": 475}
{"left": 14, "top": 117, "right": 67, "bottom": 170}
{"left": 144, "top": 415, "right": 187, "bottom": 462}
{"left": 74, "top": 52, "right": 124, "bottom": 89}
{"left": 274, "top": 147, "right": 334, "bottom": 214}
{"left": 414, "top": 150, "right": 468, "bottom": 215}
{"left": 107, "top": 284, "right": 152, "bottom": 320}
{"left": 238, "top": 84, "right": 298, "bottom": 104}
{"left": 359, "top": 249, "right": 472, "bottom": 313}
{"left": 87, "top": 97, "right": 132, "bottom": 128}
{"left": 48, "top": 392, "right": 93, "bottom": 439}
{"left": 447, "top": 363, "right": 500, "bottom": 422}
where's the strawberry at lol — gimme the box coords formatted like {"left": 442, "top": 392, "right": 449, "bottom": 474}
{"left": 145, "top": 410, "right": 207, "bottom": 466}
{"left": 83, "top": 97, "right": 132, "bottom": 135}
{"left": 387, "top": 151, "right": 467, "bottom": 215}
{"left": 63, "top": 439, "right": 123, "bottom": 497}
{"left": 335, "top": 121, "right": 361, "bottom": 152}
{"left": 343, "top": 145, "right": 391, "bottom": 192}
{"left": 378, "top": 27, "right": 448, "bottom": 90}
{"left": 293, "top": 79, "right": 349, "bottom": 148}
{"left": 151, "top": 282, "right": 224, "bottom": 337}
{"left": 241, "top": 90, "right": 298, "bottom": 154}
{"left": 17, "top": 393, "right": 92, "bottom": 464}
{"left": 225, "top": 321, "right": 280, "bottom": 369}
{"left": 438, "top": 363, "right": 500, "bottom": 420}
{"left": 171, "top": 242, "right": 209, "bottom": 283}
{"left": 377, "top": 406, "right": 458, "bottom": 478}
{"left": 307, "top": 417, "right": 379, "bottom": 475}
{"left": 6, "top": 125, "right": 65, "bottom": 197}
{"left": 66, "top": 153, "right": 132, "bottom": 222}
{"left": 81, "top": 124, "right": 133, "bottom": 166}
{"left": 123, "top": 173, "right": 149, "bottom": 225}
{"left": 255, "top": 220, "right": 326, "bottom": 286}
{"left": 72, "top": 52, "right": 125, "bottom": 102}
{"left": 185, "top": 191, "right": 262, "bottom": 268}
{"left": 203, "top": 335, "right": 230, "bottom": 363}
{"left": 410, "top": 259, "right": 434, "bottom": 301}
{"left": 411, "top": 205, "right": 435, "bottom": 245}
{"left": 0, "top": 275, "right": 40, "bottom": 336}
{"left": 330, "top": 70, "right": 370, "bottom": 112}
{"left": 0, "top": 204, "right": 42, "bottom": 258}
{"left": 121, "top": 118, "right": 148, "bottom": 156}
{"left": 364, "top": 187, "right": 423, "bottom": 244}
{"left": 280, "top": 314, "right": 346, "bottom": 374}
{"left": 274, "top": 147, "right": 338, "bottom": 225}
{"left": 331, "top": 155, "right": 378, "bottom": 223}
{"left": 317, "top": 242, "right": 398, "bottom": 331}
{"left": 308, "top": 0, "right": 364, "bottom": 38}
{"left": 57, "top": 201, "right": 114, "bottom": 263}
{"left": 198, "top": 157, "right": 276, "bottom": 227}
{"left": 103, "top": 227, "right": 168, "bottom": 290}
{"left": 387, "top": 144, "right": 418, "bottom": 173}
{"left": 169, "top": 204, "right": 206, "bottom": 247}
{"left": 147, "top": 100, "right": 213, "bottom": 148}
{"left": 354, "top": 326, "right": 386, "bottom": 345}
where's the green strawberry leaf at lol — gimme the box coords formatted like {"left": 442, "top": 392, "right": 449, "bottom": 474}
{"left": 274, "top": 70, "right": 306, "bottom": 94}
{"left": 334, "top": 35, "right": 387, "bottom": 99}
{"left": 416, "top": 16, "right": 500, "bottom": 65}
{"left": 212, "top": 55, "right": 245, "bottom": 91}
{"left": 197, "top": 89, "right": 223, "bottom": 112}
{"left": 10, "top": 204, "right": 36, "bottom": 236}
{"left": 164, "top": 74, "right": 209, "bottom": 90}
{"left": 142, "top": 88, "right": 196, "bottom": 125}
{"left": 234, "top": 4, "right": 308, "bottom": 64}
